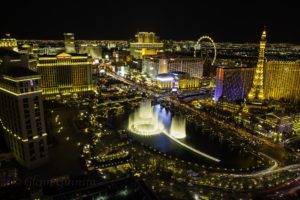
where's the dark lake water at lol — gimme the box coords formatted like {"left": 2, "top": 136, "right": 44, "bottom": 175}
{"left": 108, "top": 102, "right": 259, "bottom": 169}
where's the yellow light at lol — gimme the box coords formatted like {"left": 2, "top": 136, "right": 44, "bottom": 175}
{"left": 3, "top": 76, "right": 40, "bottom": 82}
{"left": 0, "top": 87, "right": 42, "bottom": 96}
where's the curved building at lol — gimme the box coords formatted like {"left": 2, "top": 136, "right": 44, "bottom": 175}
{"left": 264, "top": 60, "right": 300, "bottom": 103}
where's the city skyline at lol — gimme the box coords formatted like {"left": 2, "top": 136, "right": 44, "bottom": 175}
{"left": 1, "top": 0, "right": 299, "bottom": 43}
{"left": 1, "top": 1, "right": 300, "bottom": 199}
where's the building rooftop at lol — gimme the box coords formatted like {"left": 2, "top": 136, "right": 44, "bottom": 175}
{"left": 38, "top": 52, "right": 89, "bottom": 58}
{"left": 156, "top": 73, "right": 175, "bottom": 79}
{"left": 0, "top": 66, "right": 39, "bottom": 78}
{"left": 218, "top": 66, "right": 255, "bottom": 69}
{"left": 145, "top": 54, "right": 204, "bottom": 61}
{"left": 170, "top": 71, "right": 188, "bottom": 75}
{"left": 266, "top": 112, "right": 291, "bottom": 119}
{"left": 0, "top": 49, "right": 20, "bottom": 58}
{"left": 46, "top": 177, "right": 157, "bottom": 200}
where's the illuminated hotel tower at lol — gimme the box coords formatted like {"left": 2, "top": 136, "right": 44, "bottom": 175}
{"left": 130, "top": 32, "right": 164, "bottom": 59}
{"left": 248, "top": 29, "right": 267, "bottom": 101}
{"left": 64, "top": 33, "right": 76, "bottom": 53}
{"left": 37, "top": 52, "right": 95, "bottom": 99}
{"left": 0, "top": 66, "right": 48, "bottom": 169}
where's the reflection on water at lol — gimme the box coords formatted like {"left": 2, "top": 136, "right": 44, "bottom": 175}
{"left": 128, "top": 101, "right": 186, "bottom": 139}
{"left": 129, "top": 102, "right": 220, "bottom": 162}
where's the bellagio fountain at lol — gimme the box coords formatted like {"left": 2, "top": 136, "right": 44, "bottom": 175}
{"left": 128, "top": 101, "right": 165, "bottom": 136}
{"left": 128, "top": 100, "right": 186, "bottom": 139}
{"left": 127, "top": 100, "right": 220, "bottom": 162}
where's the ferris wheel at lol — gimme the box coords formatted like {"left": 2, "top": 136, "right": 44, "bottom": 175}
{"left": 194, "top": 35, "right": 217, "bottom": 66}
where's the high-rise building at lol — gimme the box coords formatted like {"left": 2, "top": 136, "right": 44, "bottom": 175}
{"left": 142, "top": 56, "right": 204, "bottom": 79}
{"left": 248, "top": 29, "right": 267, "bottom": 101}
{"left": 130, "top": 32, "right": 164, "bottom": 59}
{"left": 36, "top": 52, "right": 95, "bottom": 99}
{"left": 214, "top": 66, "right": 254, "bottom": 102}
{"left": 264, "top": 60, "right": 300, "bottom": 103}
{"left": 64, "top": 33, "right": 76, "bottom": 53}
{"left": 142, "top": 57, "right": 161, "bottom": 78}
{"left": 0, "top": 66, "right": 48, "bottom": 169}
{"left": 0, "top": 34, "right": 18, "bottom": 52}
{"left": 168, "top": 57, "right": 204, "bottom": 78}
{"left": 79, "top": 44, "right": 102, "bottom": 59}
{"left": 113, "top": 50, "right": 131, "bottom": 63}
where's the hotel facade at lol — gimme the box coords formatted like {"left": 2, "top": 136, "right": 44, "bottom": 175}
{"left": 142, "top": 56, "right": 204, "bottom": 79}
{"left": 0, "top": 66, "right": 48, "bottom": 169}
{"left": 36, "top": 52, "right": 95, "bottom": 99}
{"left": 130, "top": 32, "right": 164, "bottom": 59}
{"left": 214, "top": 66, "right": 254, "bottom": 102}
{"left": 264, "top": 60, "right": 300, "bottom": 103}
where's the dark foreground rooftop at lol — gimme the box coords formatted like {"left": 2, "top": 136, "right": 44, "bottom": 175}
{"left": 47, "top": 176, "right": 158, "bottom": 200}
{"left": 0, "top": 66, "right": 38, "bottom": 78}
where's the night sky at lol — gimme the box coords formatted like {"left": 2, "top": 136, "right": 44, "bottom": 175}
{"left": 1, "top": 0, "right": 299, "bottom": 43}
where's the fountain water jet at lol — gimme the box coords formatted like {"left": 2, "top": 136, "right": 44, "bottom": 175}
{"left": 128, "top": 101, "right": 164, "bottom": 136}
{"left": 170, "top": 116, "right": 186, "bottom": 139}
{"left": 127, "top": 100, "right": 220, "bottom": 162}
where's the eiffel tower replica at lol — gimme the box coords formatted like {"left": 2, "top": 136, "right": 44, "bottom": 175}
{"left": 244, "top": 28, "right": 269, "bottom": 112}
